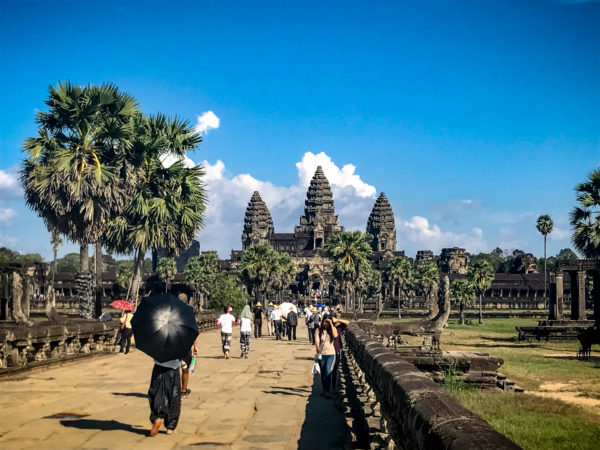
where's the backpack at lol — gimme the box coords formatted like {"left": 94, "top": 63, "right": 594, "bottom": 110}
{"left": 312, "top": 313, "right": 321, "bottom": 328}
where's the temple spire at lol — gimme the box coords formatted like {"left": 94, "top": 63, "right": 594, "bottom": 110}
{"left": 241, "top": 191, "right": 274, "bottom": 249}
{"left": 367, "top": 192, "right": 397, "bottom": 252}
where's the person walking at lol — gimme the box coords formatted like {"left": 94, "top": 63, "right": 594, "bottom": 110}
{"left": 181, "top": 339, "right": 199, "bottom": 399}
{"left": 305, "top": 305, "right": 314, "bottom": 344}
{"left": 331, "top": 314, "right": 349, "bottom": 392}
{"left": 309, "top": 306, "right": 321, "bottom": 345}
{"left": 119, "top": 309, "right": 134, "bottom": 354}
{"left": 217, "top": 306, "right": 236, "bottom": 359}
{"left": 239, "top": 304, "right": 253, "bottom": 358}
{"left": 148, "top": 358, "right": 181, "bottom": 436}
{"left": 287, "top": 306, "right": 298, "bottom": 341}
{"left": 267, "top": 302, "right": 275, "bottom": 336}
{"left": 253, "top": 302, "right": 264, "bottom": 338}
{"left": 271, "top": 305, "right": 283, "bottom": 339}
{"left": 315, "top": 313, "right": 338, "bottom": 399}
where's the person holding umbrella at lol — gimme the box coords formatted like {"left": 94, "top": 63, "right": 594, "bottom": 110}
{"left": 119, "top": 308, "right": 134, "bottom": 354}
{"left": 130, "top": 293, "right": 199, "bottom": 437}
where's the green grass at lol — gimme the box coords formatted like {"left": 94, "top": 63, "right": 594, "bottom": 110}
{"left": 454, "top": 390, "right": 600, "bottom": 450}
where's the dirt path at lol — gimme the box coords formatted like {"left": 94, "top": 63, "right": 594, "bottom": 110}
{"left": 0, "top": 321, "right": 351, "bottom": 449}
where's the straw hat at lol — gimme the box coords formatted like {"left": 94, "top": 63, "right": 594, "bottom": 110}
{"left": 269, "top": 302, "right": 274, "bottom": 306}
{"left": 256, "top": 302, "right": 262, "bottom": 307}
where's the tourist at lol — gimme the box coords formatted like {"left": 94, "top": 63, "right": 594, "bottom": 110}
{"left": 331, "top": 314, "right": 350, "bottom": 392}
{"left": 180, "top": 338, "right": 199, "bottom": 399}
{"left": 217, "top": 306, "right": 236, "bottom": 359}
{"left": 309, "top": 306, "right": 321, "bottom": 345}
{"left": 267, "top": 302, "right": 275, "bottom": 336}
{"left": 287, "top": 306, "right": 298, "bottom": 340}
{"left": 148, "top": 358, "right": 181, "bottom": 436}
{"left": 239, "top": 304, "right": 253, "bottom": 358}
{"left": 119, "top": 309, "right": 134, "bottom": 354}
{"left": 304, "top": 305, "right": 313, "bottom": 343}
{"left": 253, "top": 302, "right": 264, "bottom": 338}
{"left": 271, "top": 304, "right": 283, "bottom": 339}
{"left": 314, "top": 313, "right": 338, "bottom": 398}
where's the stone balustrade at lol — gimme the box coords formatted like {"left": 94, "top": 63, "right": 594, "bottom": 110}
{"left": 342, "top": 323, "right": 520, "bottom": 449}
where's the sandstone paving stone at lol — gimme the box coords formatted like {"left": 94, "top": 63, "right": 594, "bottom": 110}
{"left": 0, "top": 321, "right": 351, "bottom": 449}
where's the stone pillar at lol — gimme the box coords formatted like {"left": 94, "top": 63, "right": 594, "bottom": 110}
{"left": 570, "top": 271, "right": 587, "bottom": 321}
{"left": 592, "top": 270, "right": 600, "bottom": 326}
{"left": 553, "top": 271, "right": 564, "bottom": 320}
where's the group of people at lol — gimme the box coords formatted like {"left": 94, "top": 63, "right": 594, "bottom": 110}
{"left": 252, "top": 302, "right": 299, "bottom": 340}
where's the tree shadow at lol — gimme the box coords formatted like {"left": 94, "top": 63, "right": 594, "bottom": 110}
{"left": 262, "top": 389, "right": 304, "bottom": 396}
{"left": 112, "top": 392, "right": 147, "bottom": 398}
{"left": 59, "top": 419, "right": 148, "bottom": 436}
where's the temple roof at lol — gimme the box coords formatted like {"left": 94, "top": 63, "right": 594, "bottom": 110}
{"left": 367, "top": 192, "right": 396, "bottom": 236}
{"left": 243, "top": 191, "right": 273, "bottom": 235}
{"left": 303, "top": 166, "right": 335, "bottom": 220}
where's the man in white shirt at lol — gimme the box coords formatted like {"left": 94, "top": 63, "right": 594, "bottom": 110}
{"left": 271, "top": 305, "right": 283, "bottom": 340}
{"left": 217, "top": 306, "right": 236, "bottom": 359}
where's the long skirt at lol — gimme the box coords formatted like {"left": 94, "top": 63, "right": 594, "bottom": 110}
{"left": 148, "top": 365, "right": 181, "bottom": 430}
{"left": 240, "top": 331, "right": 251, "bottom": 355}
{"left": 221, "top": 332, "right": 232, "bottom": 353}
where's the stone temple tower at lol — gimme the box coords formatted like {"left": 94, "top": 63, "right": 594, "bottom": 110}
{"left": 295, "top": 166, "right": 343, "bottom": 250}
{"left": 366, "top": 192, "right": 397, "bottom": 252}
{"left": 242, "top": 191, "right": 274, "bottom": 250}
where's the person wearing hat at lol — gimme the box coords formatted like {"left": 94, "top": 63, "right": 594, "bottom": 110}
{"left": 271, "top": 304, "right": 283, "bottom": 340}
{"left": 266, "top": 302, "right": 275, "bottom": 336}
{"left": 308, "top": 306, "right": 321, "bottom": 345}
{"left": 253, "top": 302, "right": 264, "bottom": 338}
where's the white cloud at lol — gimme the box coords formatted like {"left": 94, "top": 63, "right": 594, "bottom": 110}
{"left": 195, "top": 111, "right": 220, "bottom": 135}
{"left": 159, "top": 153, "right": 196, "bottom": 169}
{"left": 0, "top": 208, "right": 17, "bottom": 225}
{"left": 550, "top": 227, "right": 571, "bottom": 241}
{"left": 0, "top": 169, "right": 20, "bottom": 197}
{"left": 399, "top": 215, "right": 487, "bottom": 254}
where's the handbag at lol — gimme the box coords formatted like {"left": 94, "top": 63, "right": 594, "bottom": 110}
{"left": 312, "top": 361, "right": 321, "bottom": 375}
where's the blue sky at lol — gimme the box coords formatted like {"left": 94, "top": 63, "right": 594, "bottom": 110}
{"left": 0, "top": 0, "right": 598, "bottom": 259}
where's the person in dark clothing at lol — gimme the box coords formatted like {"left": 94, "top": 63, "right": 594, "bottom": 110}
{"left": 253, "top": 302, "right": 264, "bottom": 338}
{"left": 331, "top": 315, "right": 349, "bottom": 392}
{"left": 286, "top": 307, "right": 298, "bottom": 340}
{"left": 148, "top": 358, "right": 181, "bottom": 436}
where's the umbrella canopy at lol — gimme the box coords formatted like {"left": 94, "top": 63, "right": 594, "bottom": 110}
{"left": 279, "top": 302, "right": 294, "bottom": 316}
{"left": 131, "top": 293, "right": 199, "bottom": 363}
{"left": 315, "top": 303, "right": 326, "bottom": 308}
{"left": 110, "top": 300, "right": 135, "bottom": 311}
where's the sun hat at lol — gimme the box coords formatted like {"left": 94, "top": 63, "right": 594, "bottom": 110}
{"left": 256, "top": 302, "right": 262, "bottom": 307}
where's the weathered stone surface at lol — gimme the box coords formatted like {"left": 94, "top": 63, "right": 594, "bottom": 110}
{"left": 439, "top": 248, "right": 467, "bottom": 274}
{"left": 242, "top": 191, "right": 274, "bottom": 249}
{"left": 367, "top": 192, "right": 397, "bottom": 253}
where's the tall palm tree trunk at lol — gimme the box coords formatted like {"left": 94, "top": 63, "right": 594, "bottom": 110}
{"left": 459, "top": 302, "right": 465, "bottom": 325}
{"left": 129, "top": 249, "right": 145, "bottom": 305}
{"left": 52, "top": 246, "right": 58, "bottom": 286}
{"left": 95, "top": 242, "right": 103, "bottom": 317}
{"left": 80, "top": 244, "right": 89, "bottom": 272}
{"left": 543, "top": 235, "right": 548, "bottom": 308}
{"left": 479, "top": 292, "right": 483, "bottom": 324}
{"left": 397, "top": 282, "right": 401, "bottom": 318}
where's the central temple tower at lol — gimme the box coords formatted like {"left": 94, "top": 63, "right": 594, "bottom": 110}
{"left": 295, "top": 166, "right": 343, "bottom": 250}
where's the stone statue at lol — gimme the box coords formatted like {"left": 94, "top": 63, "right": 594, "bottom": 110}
{"left": 429, "top": 275, "right": 451, "bottom": 331}
{"left": 426, "top": 280, "right": 439, "bottom": 320}
{"left": 45, "top": 284, "right": 61, "bottom": 322}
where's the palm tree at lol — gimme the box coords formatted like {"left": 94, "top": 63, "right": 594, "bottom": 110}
{"left": 21, "top": 82, "right": 139, "bottom": 272}
{"left": 325, "top": 231, "right": 372, "bottom": 311}
{"left": 184, "top": 253, "right": 218, "bottom": 310}
{"left": 385, "top": 256, "right": 414, "bottom": 318}
{"left": 157, "top": 257, "right": 177, "bottom": 293}
{"left": 239, "top": 243, "right": 279, "bottom": 303}
{"left": 415, "top": 261, "right": 440, "bottom": 318}
{"left": 450, "top": 278, "right": 476, "bottom": 324}
{"left": 103, "top": 114, "right": 206, "bottom": 302}
{"left": 536, "top": 214, "right": 554, "bottom": 306}
{"left": 467, "top": 260, "right": 495, "bottom": 324}
{"left": 272, "top": 252, "right": 296, "bottom": 302}
{"left": 570, "top": 168, "right": 600, "bottom": 259}
{"left": 355, "top": 260, "right": 381, "bottom": 313}
{"left": 50, "top": 230, "right": 63, "bottom": 286}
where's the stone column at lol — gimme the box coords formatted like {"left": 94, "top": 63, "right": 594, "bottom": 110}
{"left": 570, "top": 271, "right": 587, "bottom": 321}
{"left": 553, "top": 271, "right": 564, "bottom": 320}
{"left": 592, "top": 270, "right": 600, "bottom": 326}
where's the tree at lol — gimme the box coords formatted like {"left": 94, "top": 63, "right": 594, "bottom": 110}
{"left": 385, "top": 256, "right": 414, "bottom": 317}
{"left": 467, "top": 260, "right": 495, "bottom": 324}
{"left": 50, "top": 230, "right": 63, "bottom": 285}
{"left": 103, "top": 114, "right": 206, "bottom": 302}
{"left": 184, "top": 253, "right": 218, "bottom": 310}
{"left": 239, "top": 243, "right": 278, "bottom": 303}
{"left": 56, "top": 253, "right": 81, "bottom": 273}
{"left": 157, "top": 257, "right": 177, "bottom": 293}
{"left": 116, "top": 260, "right": 134, "bottom": 297}
{"left": 536, "top": 214, "right": 554, "bottom": 305}
{"left": 207, "top": 272, "right": 249, "bottom": 313}
{"left": 271, "top": 252, "right": 296, "bottom": 302}
{"left": 21, "top": 82, "right": 139, "bottom": 273}
{"left": 570, "top": 168, "right": 600, "bottom": 259}
{"left": 450, "top": 278, "right": 476, "bottom": 325}
{"left": 325, "top": 231, "right": 372, "bottom": 311}
{"left": 355, "top": 260, "right": 381, "bottom": 313}
{"left": 415, "top": 260, "right": 440, "bottom": 317}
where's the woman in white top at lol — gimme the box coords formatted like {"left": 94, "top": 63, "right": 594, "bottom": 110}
{"left": 217, "top": 306, "right": 236, "bottom": 359}
{"left": 239, "top": 304, "right": 253, "bottom": 358}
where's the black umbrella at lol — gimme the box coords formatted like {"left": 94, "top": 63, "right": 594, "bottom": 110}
{"left": 131, "top": 293, "right": 199, "bottom": 363}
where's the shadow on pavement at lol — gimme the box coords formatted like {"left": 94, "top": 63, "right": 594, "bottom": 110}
{"left": 262, "top": 389, "right": 304, "bottom": 396}
{"left": 60, "top": 419, "right": 148, "bottom": 435}
{"left": 297, "top": 374, "right": 351, "bottom": 450}
{"left": 112, "top": 392, "right": 147, "bottom": 398}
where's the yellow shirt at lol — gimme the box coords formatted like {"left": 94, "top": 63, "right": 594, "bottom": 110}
{"left": 120, "top": 312, "right": 133, "bottom": 329}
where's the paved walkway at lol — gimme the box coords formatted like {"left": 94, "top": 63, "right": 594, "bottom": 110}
{"left": 0, "top": 321, "right": 351, "bottom": 449}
